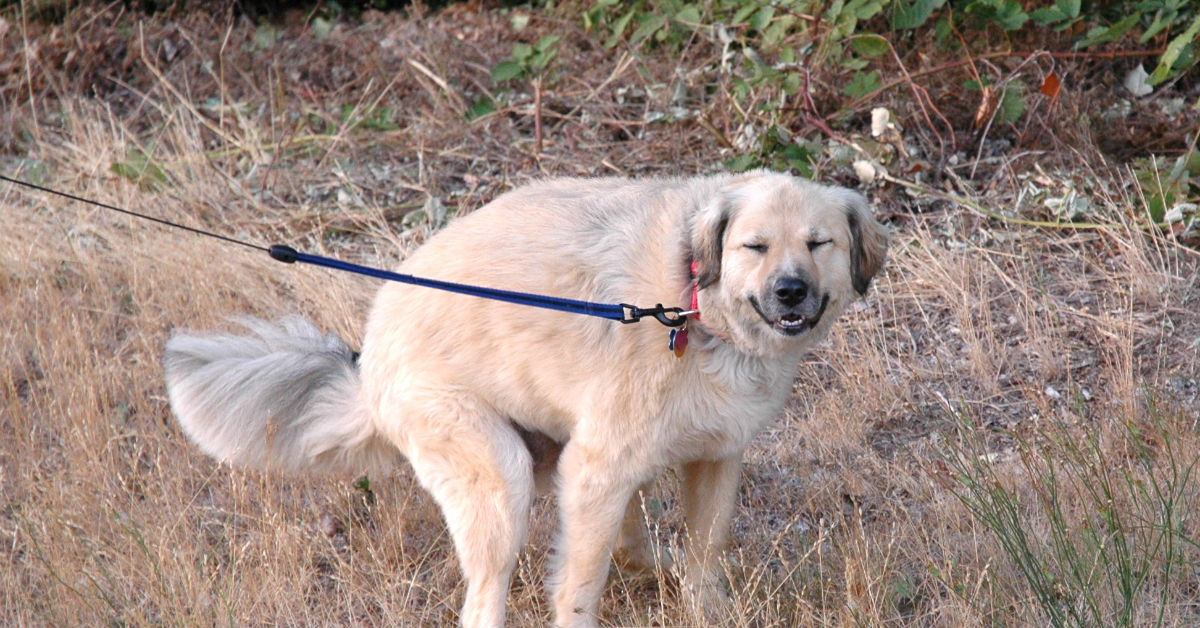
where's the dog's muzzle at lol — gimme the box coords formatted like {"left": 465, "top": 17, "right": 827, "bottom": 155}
{"left": 749, "top": 275, "right": 829, "bottom": 336}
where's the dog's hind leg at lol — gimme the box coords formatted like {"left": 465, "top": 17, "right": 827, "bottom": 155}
{"left": 392, "top": 397, "right": 534, "bottom": 628}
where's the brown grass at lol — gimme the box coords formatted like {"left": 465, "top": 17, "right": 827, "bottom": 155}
{"left": 2, "top": 3, "right": 1199, "bottom": 627}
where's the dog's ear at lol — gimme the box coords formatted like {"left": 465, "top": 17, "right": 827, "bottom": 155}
{"left": 844, "top": 192, "right": 889, "bottom": 295}
{"left": 691, "top": 193, "right": 733, "bottom": 289}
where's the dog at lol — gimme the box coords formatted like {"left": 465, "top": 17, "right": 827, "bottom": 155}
{"left": 164, "top": 171, "right": 888, "bottom": 627}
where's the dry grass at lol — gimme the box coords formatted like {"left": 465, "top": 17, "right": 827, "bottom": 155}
{"left": 2, "top": 4, "right": 1199, "bottom": 627}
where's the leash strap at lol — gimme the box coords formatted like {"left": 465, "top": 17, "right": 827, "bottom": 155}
{"left": 268, "top": 245, "right": 689, "bottom": 326}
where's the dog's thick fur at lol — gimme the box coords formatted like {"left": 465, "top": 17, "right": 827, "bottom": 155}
{"left": 164, "top": 171, "right": 888, "bottom": 627}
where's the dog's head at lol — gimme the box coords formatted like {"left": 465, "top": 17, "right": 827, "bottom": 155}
{"left": 690, "top": 172, "right": 888, "bottom": 356}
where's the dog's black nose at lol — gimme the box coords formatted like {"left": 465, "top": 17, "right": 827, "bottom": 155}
{"left": 774, "top": 277, "right": 808, "bottom": 307}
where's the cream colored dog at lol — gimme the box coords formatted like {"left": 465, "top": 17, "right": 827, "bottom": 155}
{"left": 164, "top": 171, "right": 888, "bottom": 627}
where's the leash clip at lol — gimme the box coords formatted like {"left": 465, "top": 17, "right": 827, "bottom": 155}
{"left": 619, "top": 304, "right": 694, "bottom": 327}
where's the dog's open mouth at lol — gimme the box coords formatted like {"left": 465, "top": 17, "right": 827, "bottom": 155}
{"left": 750, "top": 294, "right": 829, "bottom": 337}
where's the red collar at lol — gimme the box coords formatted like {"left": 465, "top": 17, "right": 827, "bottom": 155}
{"left": 669, "top": 260, "right": 719, "bottom": 357}
{"left": 689, "top": 260, "right": 701, "bottom": 322}
{"left": 687, "top": 260, "right": 729, "bottom": 343}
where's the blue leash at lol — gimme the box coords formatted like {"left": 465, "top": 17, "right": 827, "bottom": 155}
{"left": 2, "top": 174, "right": 691, "bottom": 327}
{"left": 268, "top": 245, "right": 688, "bottom": 326}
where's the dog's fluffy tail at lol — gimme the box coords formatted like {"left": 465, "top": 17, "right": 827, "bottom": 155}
{"left": 163, "top": 316, "right": 399, "bottom": 475}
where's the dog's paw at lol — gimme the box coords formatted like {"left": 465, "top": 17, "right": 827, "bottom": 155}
{"left": 680, "top": 572, "right": 733, "bottom": 625}
{"left": 612, "top": 541, "right": 674, "bottom": 575}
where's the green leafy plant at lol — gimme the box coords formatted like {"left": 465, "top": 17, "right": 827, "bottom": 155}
{"left": 582, "top": 0, "right": 1200, "bottom": 120}
{"left": 725, "top": 126, "right": 819, "bottom": 175}
{"left": 941, "top": 0, "right": 1200, "bottom": 86}
{"left": 583, "top": 0, "right": 892, "bottom": 172}
{"left": 962, "top": 0, "right": 1030, "bottom": 31}
{"left": 890, "top": 0, "right": 947, "bottom": 30}
{"left": 490, "top": 34, "right": 562, "bottom": 84}
{"left": 584, "top": 0, "right": 704, "bottom": 50}
{"left": 1148, "top": 13, "right": 1200, "bottom": 84}
{"left": 1029, "top": 0, "right": 1082, "bottom": 30}
{"left": 572, "top": 0, "right": 1200, "bottom": 181}
{"left": 488, "top": 32, "right": 563, "bottom": 150}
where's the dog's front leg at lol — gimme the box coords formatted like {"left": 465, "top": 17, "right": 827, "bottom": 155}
{"left": 550, "top": 441, "right": 644, "bottom": 627}
{"left": 680, "top": 454, "right": 742, "bottom": 623}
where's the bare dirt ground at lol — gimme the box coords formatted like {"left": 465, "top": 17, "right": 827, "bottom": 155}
{"left": 2, "top": 3, "right": 1199, "bottom": 626}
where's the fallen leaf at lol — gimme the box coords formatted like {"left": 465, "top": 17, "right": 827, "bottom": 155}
{"left": 1039, "top": 72, "right": 1061, "bottom": 100}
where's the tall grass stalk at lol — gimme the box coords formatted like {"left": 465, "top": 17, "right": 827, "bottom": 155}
{"left": 943, "top": 400, "right": 1197, "bottom": 628}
